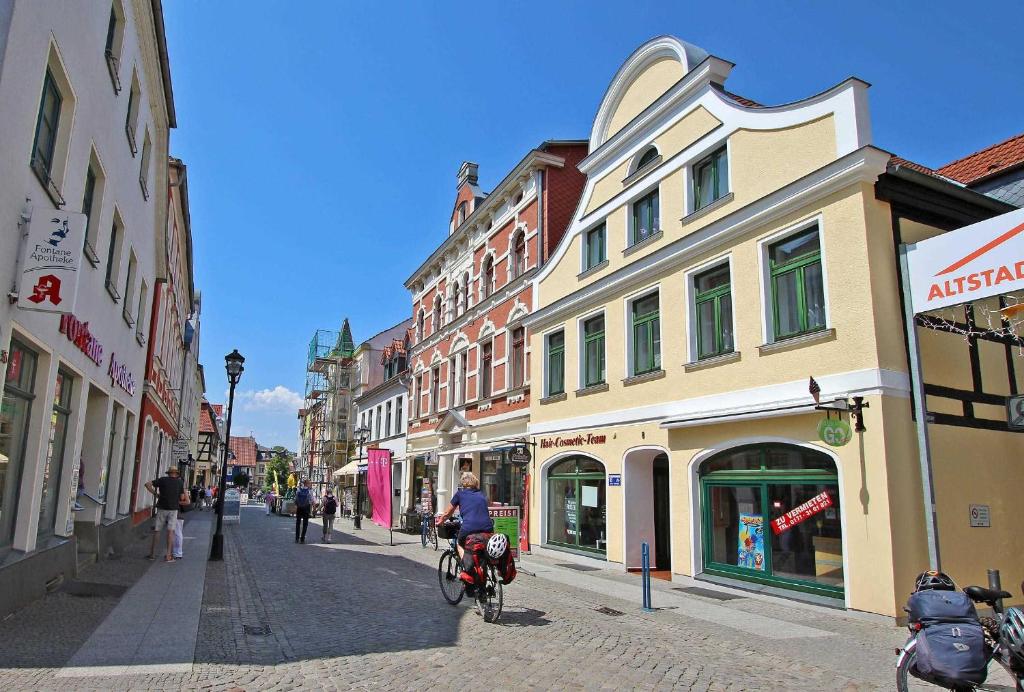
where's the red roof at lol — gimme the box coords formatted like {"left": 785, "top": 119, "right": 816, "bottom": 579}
{"left": 888, "top": 155, "right": 943, "bottom": 178}
{"left": 229, "top": 435, "right": 258, "bottom": 467}
{"left": 938, "top": 132, "right": 1024, "bottom": 186}
{"left": 199, "top": 401, "right": 219, "bottom": 434}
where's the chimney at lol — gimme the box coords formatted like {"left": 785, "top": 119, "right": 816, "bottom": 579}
{"left": 457, "top": 161, "right": 479, "bottom": 189}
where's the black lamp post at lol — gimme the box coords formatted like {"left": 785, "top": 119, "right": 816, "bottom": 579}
{"left": 210, "top": 349, "right": 244, "bottom": 561}
{"left": 352, "top": 426, "right": 369, "bottom": 530}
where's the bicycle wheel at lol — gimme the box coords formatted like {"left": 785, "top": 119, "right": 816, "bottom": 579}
{"left": 475, "top": 565, "right": 503, "bottom": 623}
{"left": 438, "top": 551, "right": 464, "bottom": 605}
{"left": 428, "top": 523, "right": 438, "bottom": 551}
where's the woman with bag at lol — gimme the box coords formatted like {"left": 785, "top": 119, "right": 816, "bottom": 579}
{"left": 321, "top": 489, "right": 338, "bottom": 542}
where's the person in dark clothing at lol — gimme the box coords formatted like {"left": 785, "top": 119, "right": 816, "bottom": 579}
{"left": 190, "top": 484, "right": 200, "bottom": 511}
{"left": 294, "top": 479, "right": 313, "bottom": 543}
{"left": 436, "top": 472, "right": 493, "bottom": 560}
{"left": 145, "top": 467, "right": 184, "bottom": 562}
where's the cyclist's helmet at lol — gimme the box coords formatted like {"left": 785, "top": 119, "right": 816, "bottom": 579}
{"left": 999, "top": 607, "right": 1024, "bottom": 668}
{"left": 914, "top": 570, "right": 956, "bottom": 592}
{"left": 486, "top": 533, "right": 509, "bottom": 560}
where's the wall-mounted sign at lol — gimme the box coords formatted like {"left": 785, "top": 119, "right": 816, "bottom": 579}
{"left": 1007, "top": 395, "right": 1024, "bottom": 430}
{"left": 607, "top": 474, "right": 621, "bottom": 486}
{"left": 18, "top": 210, "right": 86, "bottom": 312}
{"left": 817, "top": 418, "right": 852, "bottom": 447}
{"left": 172, "top": 440, "right": 190, "bottom": 464}
{"left": 969, "top": 504, "right": 990, "bottom": 528}
{"left": 108, "top": 353, "right": 136, "bottom": 396}
{"left": 539, "top": 433, "right": 607, "bottom": 450}
{"left": 510, "top": 445, "right": 531, "bottom": 464}
{"left": 59, "top": 313, "right": 103, "bottom": 365}
{"left": 771, "top": 491, "right": 833, "bottom": 535}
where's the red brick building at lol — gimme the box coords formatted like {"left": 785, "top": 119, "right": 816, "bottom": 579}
{"left": 404, "top": 141, "right": 586, "bottom": 521}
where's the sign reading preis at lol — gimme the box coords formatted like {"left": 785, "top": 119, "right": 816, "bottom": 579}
{"left": 770, "top": 491, "right": 833, "bottom": 535}
{"left": 18, "top": 210, "right": 86, "bottom": 313}
{"left": 488, "top": 506, "right": 520, "bottom": 559}
{"left": 539, "top": 433, "right": 606, "bottom": 449}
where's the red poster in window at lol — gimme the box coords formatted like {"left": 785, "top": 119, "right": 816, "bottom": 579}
{"left": 6, "top": 349, "right": 22, "bottom": 382}
{"left": 770, "top": 490, "right": 833, "bottom": 535}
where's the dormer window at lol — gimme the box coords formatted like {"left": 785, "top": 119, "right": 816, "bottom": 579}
{"left": 457, "top": 201, "right": 468, "bottom": 226}
{"left": 635, "top": 146, "right": 659, "bottom": 173}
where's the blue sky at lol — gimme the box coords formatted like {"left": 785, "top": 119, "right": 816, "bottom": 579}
{"left": 162, "top": 1, "right": 1023, "bottom": 448}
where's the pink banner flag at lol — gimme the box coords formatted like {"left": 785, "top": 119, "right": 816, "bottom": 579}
{"left": 366, "top": 448, "right": 392, "bottom": 528}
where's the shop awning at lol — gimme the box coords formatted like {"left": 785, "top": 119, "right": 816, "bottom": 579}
{"left": 660, "top": 401, "right": 818, "bottom": 429}
{"left": 334, "top": 460, "right": 360, "bottom": 476}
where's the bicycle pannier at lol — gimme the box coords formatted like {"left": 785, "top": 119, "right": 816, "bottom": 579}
{"left": 461, "top": 533, "right": 489, "bottom": 586}
{"left": 912, "top": 622, "right": 988, "bottom": 687}
{"left": 488, "top": 541, "right": 517, "bottom": 585}
{"left": 908, "top": 589, "right": 978, "bottom": 625}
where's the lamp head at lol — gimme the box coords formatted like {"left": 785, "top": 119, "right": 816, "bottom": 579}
{"left": 353, "top": 426, "right": 370, "bottom": 441}
{"left": 225, "top": 349, "right": 245, "bottom": 383}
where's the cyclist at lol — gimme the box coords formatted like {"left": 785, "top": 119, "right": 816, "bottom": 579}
{"left": 435, "top": 472, "right": 493, "bottom": 560}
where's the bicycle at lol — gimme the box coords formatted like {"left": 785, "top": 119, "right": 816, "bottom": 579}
{"left": 896, "top": 580, "right": 1023, "bottom": 691}
{"left": 420, "top": 513, "right": 438, "bottom": 550}
{"left": 436, "top": 519, "right": 503, "bottom": 623}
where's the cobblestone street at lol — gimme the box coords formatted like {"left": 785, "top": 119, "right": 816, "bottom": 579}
{"left": 0, "top": 506, "right": 1014, "bottom": 691}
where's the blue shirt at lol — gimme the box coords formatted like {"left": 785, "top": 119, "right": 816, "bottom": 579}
{"left": 451, "top": 488, "right": 493, "bottom": 535}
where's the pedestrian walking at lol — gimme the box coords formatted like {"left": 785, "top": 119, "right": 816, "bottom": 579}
{"left": 321, "top": 489, "right": 337, "bottom": 542}
{"left": 205, "top": 486, "right": 212, "bottom": 509}
{"left": 265, "top": 490, "right": 275, "bottom": 516}
{"left": 294, "top": 479, "right": 313, "bottom": 543}
{"left": 145, "top": 467, "right": 185, "bottom": 562}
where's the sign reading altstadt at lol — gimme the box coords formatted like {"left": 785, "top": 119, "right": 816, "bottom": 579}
{"left": 17, "top": 210, "right": 86, "bottom": 313}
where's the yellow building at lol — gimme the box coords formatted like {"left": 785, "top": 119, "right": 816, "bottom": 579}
{"left": 523, "top": 36, "right": 1022, "bottom": 618}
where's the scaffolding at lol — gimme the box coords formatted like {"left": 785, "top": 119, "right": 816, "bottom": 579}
{"left": 300, "top": 320, "right": 356, "bottom": 492}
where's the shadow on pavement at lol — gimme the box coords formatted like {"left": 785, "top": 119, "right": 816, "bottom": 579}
{"left": 496, "top": 607, "right": 552, "bottom": 628}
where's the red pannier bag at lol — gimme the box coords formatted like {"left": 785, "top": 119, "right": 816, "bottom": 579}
{"left": 461, "top": 533, "right": 490, "bottom": 586}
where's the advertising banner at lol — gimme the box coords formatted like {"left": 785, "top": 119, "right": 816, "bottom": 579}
{"left": 366, "top": 448, "right": 392, "bottom": 528}
{"left": 905, "top": 207, "right": 1024, "bottom": 313}
{"left": 737, "top": 513, "right": 764, "bottom": 571}
{"left": 488, "top": 506, "right": 520, "bottom": 559}
{"left": 18, "top": 210, "right": 86, "bottom": 313}
{"left": 770, "top": 490, "right": 833, "bottom": 535}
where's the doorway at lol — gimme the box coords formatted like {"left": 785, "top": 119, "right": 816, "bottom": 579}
{"left": 652, "top": 454, "right": 671, "bottom": 573}
{"left": 623, "top": 448, "right": 672, "bottom": 577}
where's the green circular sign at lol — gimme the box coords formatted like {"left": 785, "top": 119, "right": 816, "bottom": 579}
{"left": 817, "top": 418, "right": 853, "bottom": 447}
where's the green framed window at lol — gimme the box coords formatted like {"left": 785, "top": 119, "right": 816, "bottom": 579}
{"left": 39, "top": 370, "right": 73, "bottom": 536}
{"left": 631, "top": 292, "right": 660, "bottom": 376}
{"left": 630, "top": 188, "right": 659, "bottom": 246}
{"left": 1, "top": 340, "right": 38, "bottom": 547}
{"left": 699, "top": 443, "right": 843, "bottom": 598}
{"left": 547, "top": 455, "right": 606, "bottom": 555}
{"left": 693, "top": 146, "right": 729, "bottom": 210}
{"left": 769, "top": 227, "right": 825, "bottom": 340}
{"left": 546, "top": 331, "right": 564, "bottom": 396}
{"left": 582, "top": 315, "right": 605, "bottom": 387}
{"left": 31, "top": 69, "right": 62, "bottom": 182}
{"left": 584, "top": 224, "right": 606, "bottom": 270}
{"left": 694, "top": 264, "right": 733, "bottom": 359}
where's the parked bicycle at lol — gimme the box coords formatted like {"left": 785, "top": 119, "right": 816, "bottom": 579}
{"left": 420, "top": 512, "right": 438, "bottom": 550}
{"left": 896, "top": 571, "right": 1024, "bottom": 691}
{"left": 436, "top": 518, "right": 504, "bottom": 623}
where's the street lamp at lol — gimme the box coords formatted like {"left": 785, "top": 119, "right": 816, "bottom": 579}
{"left": 352, "top": 425, "right": 370, "bottom": 530}
{"left": 210, "top": 349, "right": 244, "bottom": 561}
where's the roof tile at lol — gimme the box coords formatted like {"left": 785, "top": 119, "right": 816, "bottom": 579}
{"left": 229, "top": 436, "right": 258, "bottom": 467}
{"left": 938, "top": 132, "right": 1024, "bottom": 185}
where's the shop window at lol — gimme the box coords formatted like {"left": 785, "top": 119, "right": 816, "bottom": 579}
{"left": 479, "top": 341, "right": 493, "bottom": 399}
{"left": 547, "top": 455, "right": 606, "bottom": 555}
{"left": 629, "top": 291, "right": 660, "bottom": 376}
{"left": 1, "top": 341, "right": 38, "bottom": 547}
{"left": 693, "top": 264, "right": 733, "bottom": 359}
{"left": 693, "top": 146, "right": 729, "bottom": 211}
{"left": 582, "top": 314, "right": 605, "bottom": 387}
{"left": 630, "top": 188, "right": 659, "bottom": 246}
{"left": 38, "top": 370, "right": 73, "bottom": 536}
{"left": 481, "top": 451, "right": 524, "bottom": 507}
{"left": 768, "top": 226, "right": 826, "bottom": 340}
{"left": 510, "top": 327, "right": 525, "bottom": 389}
{"left": 545, "top": 330, "right": 564, "bottom": 397}
{"left": 699, "top": 443, "right": 842, "bottom": 597}
{"left": 584, "top": 223, "right": 606, "bottom": 271}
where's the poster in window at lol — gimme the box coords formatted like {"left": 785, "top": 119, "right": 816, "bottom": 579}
{"left": 565, "top": 497, "right": 577, "bottom": 537}
{"left": 581, "top": 484, "right": 598, "bottom": 508}
{"left": 737, "top": 513, "right": 765, "bottom": 571}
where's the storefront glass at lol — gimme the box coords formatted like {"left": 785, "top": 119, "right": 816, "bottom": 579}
{"left": 411, "top": 455, "right": 437, "bottom": 513}
{"left": 481, "top": 450, "right": 524, "bottom": 507}
{"left": 1, "top": 341, "right": 38, "bottom": 547}
{"left": 39, "top": 370, "right": 72, "bottom": 536}
{"left": 700, "top": 444, "right": 842, "bottom": 597}
{"left": 547, "top": 455, "right": 606, "bottom": 555}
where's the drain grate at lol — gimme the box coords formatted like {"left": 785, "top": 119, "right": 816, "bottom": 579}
{"left": 63, "top": 581, "right": 129, "bottom": 598}
{"left": 672, "top": 586, "right": 744, "bottom": 601}
{"left": 555, "top": 563, "right": 601, "bottom": 572}
{"left": 243, "top": 624, "right": 272, "bottom": 636}
{"left": 595, "top": 606, "right": 624, "bottom": 616}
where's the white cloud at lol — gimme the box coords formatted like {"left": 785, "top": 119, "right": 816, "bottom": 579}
{"left": 238, "top": 385, "right": 303, "bottom": 413}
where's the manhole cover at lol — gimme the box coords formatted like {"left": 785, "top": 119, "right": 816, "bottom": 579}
{"left": 672, "top": 586, "right": 744, "bottom": 601}
{"left": 555, "top": 563, "right": 601, "bottom": 572}
{"left": 243, "top": 624, "right": 272, "bottom": 636}
{"left": 63, "top": 581, "right": 129, "bottom": 598}
{"left": 595, "top": 606, "right": 624, "bottom": 616}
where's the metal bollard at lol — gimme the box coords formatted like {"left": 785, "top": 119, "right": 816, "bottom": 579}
{"left": 988, "top": 568, "right": 1004, "bottom": 613}
{"left": 641, "top": 542, "right": 653, "bottom": 611}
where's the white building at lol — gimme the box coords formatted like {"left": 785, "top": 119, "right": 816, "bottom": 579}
{"left": 0, "top": 0, "right": 175, "bottom": 615}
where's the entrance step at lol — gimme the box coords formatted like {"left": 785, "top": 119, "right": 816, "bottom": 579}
{"left": 76, "top": 551, "right": 97, "bottom": 574}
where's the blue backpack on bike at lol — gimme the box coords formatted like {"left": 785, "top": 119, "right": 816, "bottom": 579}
{"left": 908, "top": 589, "right": 988, "bottom": 687}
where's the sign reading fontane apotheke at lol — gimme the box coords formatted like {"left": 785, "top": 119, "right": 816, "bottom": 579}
{"left": 17, "top": 210, "right": 86, "bottom": 313}
{"left": 905, "top": 208, "right": 1024, "bottom": 314}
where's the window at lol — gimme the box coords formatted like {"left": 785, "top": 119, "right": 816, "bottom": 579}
{"left": 39, "top": 370, "right": 73, "bottom": 536}
{"left": 694, "top": 146, "right": 729, "bottom": 211}
{"left": 367, "top": 409, "right": 373, "bottom": 438}
{"left": 395, "top": 395, "right": 403, "bottom": 432}
{"left": 512, "top": 233, "right": 526, "bottom": 279}
{"left": 139, "top": 130, "right": 151, "bottom": 200}
{"left": 462, "top": 272, "right": 470, "bottom": 311}
{"left": 584, "top": 224, "right": 606, "bottom": 270}
{"left": 631, "top": 292, "right": 661, "bottom": 375}
{"left": 451, "top": 281, "right": 461, "bottom": 317}
{"left": 122, "top": 251, "right": 137, "bottom": 325}
{"left": 416, "top": 309, "right": 425, "bottom": 341}
{"left": 457, "top": 352, "right": 467, "bottom": 405}
{"left": 104, "top": 217, "right": 122, "bottom": 300}
{"left": 546, "top": 331, "right": 564, "bottom": 397}
{"left": 694, "top": 264, "right": 734, "bottom": 359}
{"left": 125, "top": 71, "right": 140, "bottom": 154}
{"left": 630, "top": 188, "right": 659, "bottom": 245}
{"left": 481, "top": 256, "right": 494, "bottom": 299}
{"left": 104, "top": 3, "right": 124, "bottom": 92}
{"left": 414, "top": 375, "right": 422, "bottom": 418}
{"left": 432, "top": 296, "right": 442, "bottom": 334}
{"left": 31, "top": 69, "right": 63, "bottom": 185}
{"left": 636, "top": 146, "right": 659, "bottom": 171}
{"left": 547, "top": 455, "right": 606, "bottom": 555}
{"left": 583, "top": 315, "right": 606, "bottom": 387}
{"left": 1, "top": 341, "right": 37, "bottom": 547}
{"left": 81, "top": 161, "right": 102, "bottom": 258}
{"left": 457, "top": 201, "right": 467, "bottom": 225}
{"left": 511, "top": 327, "right": 525, "bottom": 389}
{"left": 430, "top": 366, "right": 440, "bottom": 413}
{"left": 136, "top": 281, "right": 148, "bottom": 342}
{"left": 376, "top": 406, "right": 383, "bottom": 439}
{"left": 769, "top": 227, "right": 825, "bottom": 339}
{"left": 480, "top": 342, "right": 493, "bottom": 399}
{"left": 385, "top": 401, "right": 392, "bottom": 437}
